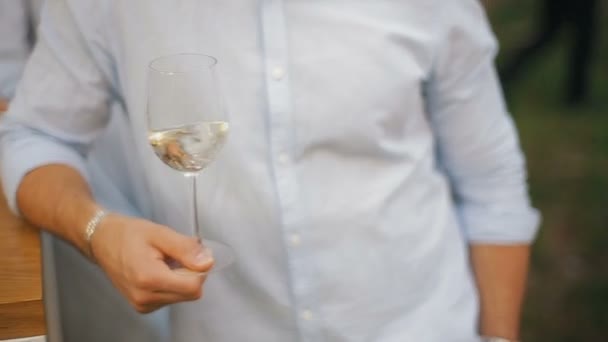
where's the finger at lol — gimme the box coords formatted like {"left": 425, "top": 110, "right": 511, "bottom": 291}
{"left": 135, "top": 303, "right": 163, "bottom": 314}
{"left": 0, "top": 99, "right": 8, "bottom": 112}
{"left": 153, "top": 262, "right": 209, "bottom": 296}
{"left": 132, "top": 289, "right": 203, "bottom": 314}
{"left": 130, "top": 256, "right": 206, "bottom": 296}
{"left": 149, "top": 227, "right": 214, "bottom": 273}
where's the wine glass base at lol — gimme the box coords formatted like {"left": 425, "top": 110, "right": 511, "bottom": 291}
{"left": 171, "top": 239, "right": 235, "bottom": 275}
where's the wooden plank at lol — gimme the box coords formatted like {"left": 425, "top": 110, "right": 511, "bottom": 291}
{"left": 0, "top": 300, "right": 46, "bottom": 340}
{"left": 0, "top": 186, "right": 42, "bottom": 304}
{"left": 0, "top": 181, "right": 46, "bottom": 339}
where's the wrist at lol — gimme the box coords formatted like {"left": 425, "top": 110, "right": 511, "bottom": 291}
{"left": 481, "top": 337, "right": 519, "bottom": 342}
{"left": 53, "top": 193, "right": 102, "bottom": 257}
{"left": 479, "top": 313, "right": 520, "bottom": 342}
{"left": 84, "top": 208, "right": 109, "bottom": 261}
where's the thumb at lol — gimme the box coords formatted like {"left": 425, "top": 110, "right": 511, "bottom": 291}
{"left": 151, "top": 227, "right": 214, "bottom": 272}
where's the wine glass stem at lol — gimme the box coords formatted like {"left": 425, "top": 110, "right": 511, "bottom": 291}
{"left": 191, "top": 174, "right": 201, "bottom": 240}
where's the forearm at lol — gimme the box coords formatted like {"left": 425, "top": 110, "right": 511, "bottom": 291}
{"left": 470, "top": 244, "right": 530, "bottom": 340}
{"left": 16, "top": 164, "right": 212, "bottom": 312}
{"left": 0, "top": 98, "right": 8, "bottom": 112}
{"left": 17, "top": 164, "right": 99, "bottom": 255}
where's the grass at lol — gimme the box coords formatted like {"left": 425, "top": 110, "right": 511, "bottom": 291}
{"left": 487, "top": 1, "right": 608, "bottom": 340}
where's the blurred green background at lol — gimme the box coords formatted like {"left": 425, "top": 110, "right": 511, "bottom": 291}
{"left": 484, "top": 0, "right": 608, "bottom": 340}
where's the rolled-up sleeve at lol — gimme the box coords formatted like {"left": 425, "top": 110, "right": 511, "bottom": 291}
{"left": 425, "top": 0, "right": 540, "bottom": 244}
{"left": 0, "top": 0, "right": 110, "bottom": 214}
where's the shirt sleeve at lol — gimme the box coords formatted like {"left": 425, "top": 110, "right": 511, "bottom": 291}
{"left": 0, "top": 1, "right": 32, "bottom": 99}
{"left": 0, "top": 0, "right": 111, "bottom": 214}
{"left": 425, "top": 0, "right": 540, "bottom": 244}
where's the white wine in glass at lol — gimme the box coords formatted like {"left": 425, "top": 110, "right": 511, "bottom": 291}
{"left": 146, "top": 53, "right": 235, "bottom": 273}
{"left": 149, "top": 121, "right": 229, "bottom": 174}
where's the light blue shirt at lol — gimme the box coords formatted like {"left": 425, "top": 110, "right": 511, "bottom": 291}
{"left": 0, "top": 0, "right": 42, "bottom": 99}
{"left": 0, "top": 1, "right": 540, "bottom": 341}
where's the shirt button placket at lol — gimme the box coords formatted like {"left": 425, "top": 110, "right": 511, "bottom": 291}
{"left": 260, "top": 1, "right": 321, "bottom": 341}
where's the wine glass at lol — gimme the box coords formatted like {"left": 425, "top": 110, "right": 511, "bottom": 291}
{"left": 146, "top": 53, "right": 234, "bottom": 273}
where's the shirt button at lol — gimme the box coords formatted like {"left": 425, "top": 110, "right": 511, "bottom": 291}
{"left": 301, "top": 310, "right": 314, "bottom": 321}
{"left": 289, "top": 234, "right": 301, "bottom": 247}
{"left": 271, "top": 66, "right": 285, "bottom": 81}
{"left": 278, "top": 152, "right": 290, "bottom": 165}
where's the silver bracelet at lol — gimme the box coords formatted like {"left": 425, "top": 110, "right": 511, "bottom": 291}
{"left": 84, "top": 209, "right": 108, "bottom": 260}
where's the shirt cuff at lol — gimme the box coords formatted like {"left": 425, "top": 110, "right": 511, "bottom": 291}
{"left": 457, "top": 203, "right": 541, "bottom": 244}
{"left": 0, "top": 132, "right": 88, "bottom": 215}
